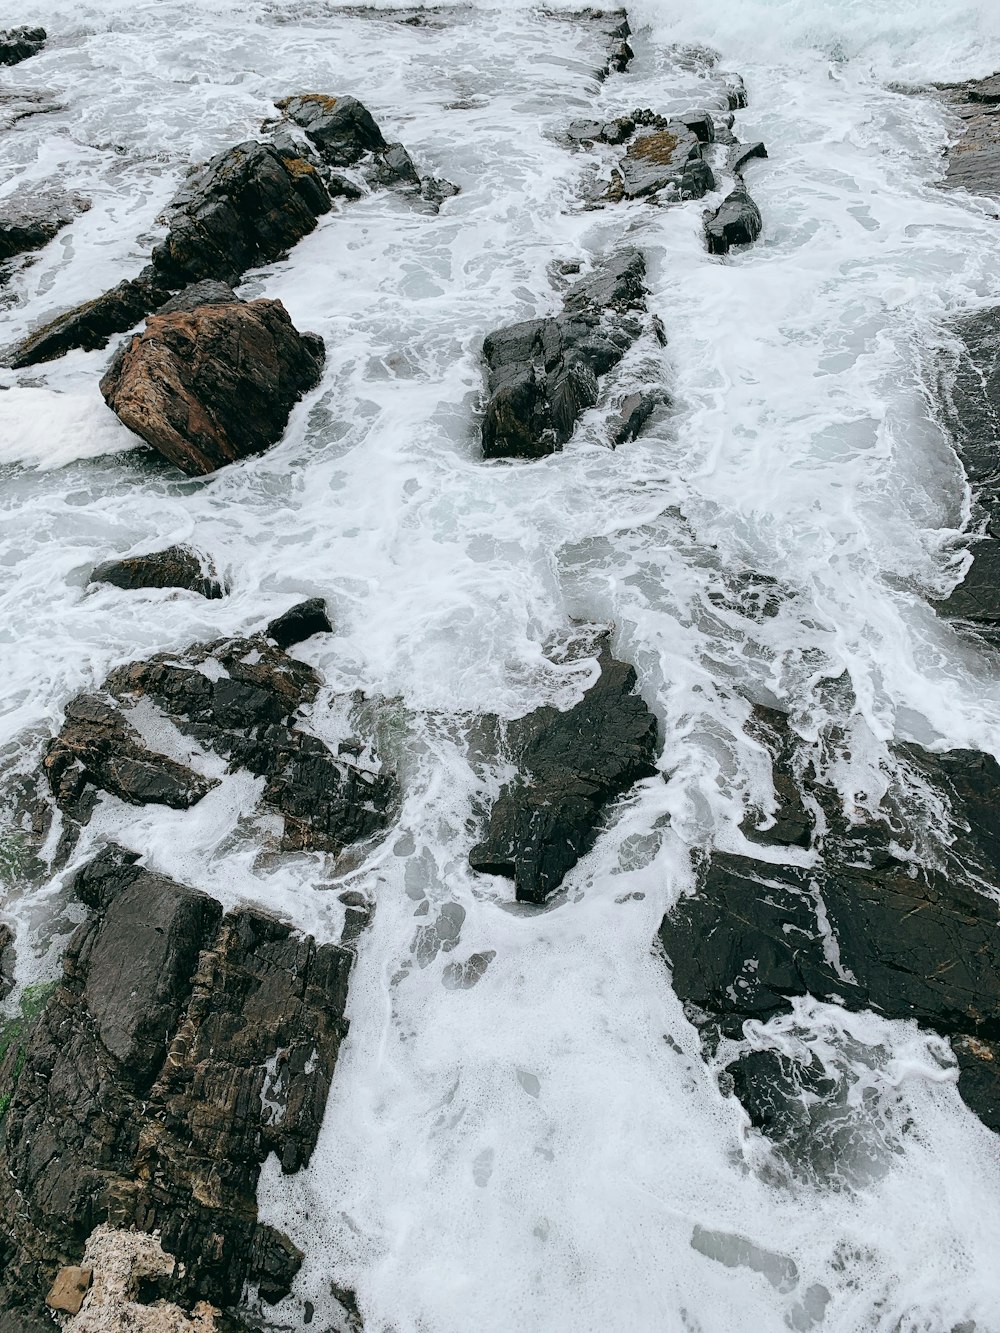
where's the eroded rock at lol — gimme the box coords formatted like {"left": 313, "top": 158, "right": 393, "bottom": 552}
{"left": 63, "top": 1228, "right": 216, "bottom": 1331}
{"left": 0, "top": 847, "right": 357, "bottom": 1327}
{"left": 0, "top": 28, "right": 45, "bottom": 67}
{"left": 481, "top": 248, "right": 650, "bottom": 459}
{"left": 99, "top": 294, "right": 324, "bottom": 476}
{"left": 705, "top": 186, "right": 763, "bottom": 255}
{"left": 470, "top": 641, "right": 659, "bottom": 903}
{"left": 934, "top": 73, "right": 1000, "bottom": 197}
{"left": 0, "top": 188, "right": 90, "bottom": 266}
{"left": 90, "top": 545, "right": 224, "bottom": 599}
{"left": 616, "top": 123, "right": 715, "bottom": 201}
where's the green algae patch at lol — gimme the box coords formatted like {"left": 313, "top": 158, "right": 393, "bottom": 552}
{"left": 0, "top": 980, "right": 58, "bottom": 1123}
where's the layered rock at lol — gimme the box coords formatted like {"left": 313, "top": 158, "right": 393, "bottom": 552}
{"left": 933, "top": 73, "right": 1000, "bottom": 197}
{"left": 933, "top": 306, "right": 1000, "bottom": 631}
{"left": 658, "top": 707, "right": 1000, "bottom": 1142}
{"left": 0, "top": 27, "right": 45, "bottom": 67}
{"left": 470, "top": 641, "right": 659, "bottom": 903}
{"left": 481, "top": 248, "right": 650, "bottom": 459}
{"left": 99, "top": 290, "right": 324, "bottom": 476}
{"left": 0, "top": 188, "right": 90, "bottom": 266}
{"left": 46, "top": 606, "right": 395, "bottom": 856}
{"left": 90, "top": 545, "right": 224, "bottom": 599}
{"left": 0, "top": 845, "right": 358, "bottom": 1328}
{"left": 8, "top": 141, "right": 331, "bottom": 369}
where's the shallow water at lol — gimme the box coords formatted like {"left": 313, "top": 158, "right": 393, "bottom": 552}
{"left": 3, "top": 0, "right": 1000, "bottom": 1329}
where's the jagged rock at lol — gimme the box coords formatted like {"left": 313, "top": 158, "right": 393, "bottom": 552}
{"left": 265, "top": 597, "right": 333, "bottom": 649}
{"left": 0, "top": 847, "right": 357, "bottom": 1327}
{"left": 150, "top": 140, "right": 331, "bottom": 288}
{"left": 934, "top": 73, "right": 1000, "bottom": 196}
{"left": 729, "top": 140, "right": 768, "bottom": 176}
{"left": 100, "top": 295, "right": 324, "bottom": 476}
{"left": 933, "top": 306, "right": 1000, "bottom": 630}
{"left": 7, "top": 142, "right": 330, "bottom": 369}
{"left": 0, "top": 27, "right": 45, "bottom": 67}
{"left": 0, "top": 188, "right": 90, "bottom": 265}
{"left": 726, "top": 74, "right": 748, "bottom": 110}
{"left": 567, "top": 116, "right": 635, "bottom": 146}
{"left": 275, "top": 93, "right": 387, "bottom": 166}
{"left": 617, "top": 124, "right": 715, "bottom": 200}
{"left": 659, "top": 713, "right": 1000, "bottom": 1139}
{"left": 705, "top": 186, "right": 762, "bottom": 254}
{"left": 62, "top": 1228, "right": 216, "bottom": 1331}
{"left": 0, "top": 924, "right": 13, "bottom": 1001}
{"left": 367, "top": 142, "right": 420, "bottom": 190}
{"left": 97, "top": 627, "right": 394, "bottom": 854}
{"left": 680, "top": 110, "right": 715, "bottom": 144}
{"left": 739, "top": 707, "right": 813, "bottom": 849}
{"left": 610, "top": 389, "right": 666, "bottom": 446}
{"left": 44, "top": 693, "right": 217, "bottom": 817}
{"left": 470, "top": 642, "right": 659, "bottom": 903}
{"left": 90, "top": 545, "right": 224, "bottom": 599}
{"left": 481, "top": 248, "right": 648, "bottom": 459}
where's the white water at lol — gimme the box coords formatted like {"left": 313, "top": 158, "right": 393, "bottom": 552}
{"left": 3, "top": 0, "right": 1000, "bottom": 1329}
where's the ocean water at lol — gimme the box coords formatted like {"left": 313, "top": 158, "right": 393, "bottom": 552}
{"left": 3, "top": 0, "right": 1000, "bottom": 1329}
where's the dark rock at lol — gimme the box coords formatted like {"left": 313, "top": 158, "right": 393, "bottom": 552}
{"left": 96, "top": 628, "right": 395, "bottom": 855}
{"left": 481, "top": 248, "right": 648, "bottom": 460}
{"left": 739, "top": 707, "right": 813, "bottom": 849}
{"left": 567, "top": 116, "right": 635, "bottom": 146}
{"left": 0, "top": 923, "right": 13, "bottom": 1002}
{"left": 0, "top": 847, "right": 357, "bottom": 1325}
{"left": 43, "top": 693, "right": 217, "bottom": 817}
{"left": 100, "top": 296, "right": 325, "bottom": 476}
{"left": 680, "top": 110, "right": 715, "bottom": 144}
{"left": 150, "top": 140, "right": 331, "bottom": 288}
{"left": 90, "top": 544, "right": 224, "bottom": 599}
{"left": 275, "top": 93, "right": 387, "bottom": 166}
{"left": 0, "top": 188, "right": 90, "bottom": 265}
{"left": 368, "top": 142, "right": 420, "bottom": 190}
{"left": 659, "top": 716, "right": 1000, "bottom": 1138}
{"left": 265, "top": 597, "right": 333, "bottom": 649}
{"left": 420, "top": 175, "right": 460, "bottom": 209}
{"left": 155, "top": 279, "right": 239, "bottom": 315}
{"left": 705, "top": 186, "right": 763, "bottom": 254}
{"left": 611, "top": 389, "right": 666, "bottom": 446}
{"left": 726, "top": 74, "right": 748, "bottom": 110}
{"left": 729, "top": 140, "right": 768, "bottom": 176}
{"left": 470, "top": 642, "right": 659, "bottom": 903}
{"left": 617, "top": 124, "right": 716, "bottom": 200}
{"left": 0, "top": 27, "right": 45, "bottom": 67}
{"left": 934, "top": 74, "right": 1000, "bottom": 196}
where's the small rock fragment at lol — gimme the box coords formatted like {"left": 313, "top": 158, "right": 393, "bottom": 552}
{"left": 265, "top": 597, "right": 334, "bottom": 648}
{"left": 45, "top": 1266, "right": 93, "bottom": 1316}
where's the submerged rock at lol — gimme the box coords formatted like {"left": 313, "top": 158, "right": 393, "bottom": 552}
{"left": 90, "top": 545, "right": 224, "bottom": 599}
{"left": 659, "top": 709, "right": 1000, "bottom": 1140}
{"left": 481, "top": 248, "right": 649, "bottom": 459}
{"left": 99, "top": 293, "right": 324, "bottom": 476}
{"left": 0, "top": 846, "right": 358, "bottom": 1327}
{"left": 0, "top": 27, "right": 46, "bottom": 67}
{"left": 705, "top": 186, "right": 763, "bottom": 254}
{"left": 0, "top": 188, "right": 90, "bottom": 266}
{"left": 470, "top": 642, "right": 659, "bottom": 903}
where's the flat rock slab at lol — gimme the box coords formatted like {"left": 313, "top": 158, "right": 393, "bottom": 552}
{"left": 470, "top": 643, "right": 659, "bottom": 903}
{"left": 659, "top": 709, "right": 1000, "bottom": 1141}
{"left": 0, "top": 27, "right": 45, "bottom": 67}
{"left": 100, "top": 295, "right": 324, "bottom": 476}
{"left": 705, "top": 186, "right": 762, "bottom": 254}
{"left": 0, "top": 846, "right": 357, "bottom": 1325}
{"left": 90, "top": 544, "right": 224, "bottom": 599}
{"left": 481, "top": 248, "right": 649, "bottom": 459}
{"left": 0, "top": 188, "right": 90, "bottom": 265}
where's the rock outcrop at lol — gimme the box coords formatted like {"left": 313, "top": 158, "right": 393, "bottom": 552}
{"left": 8, "top": 141, "right": 331, "bottom": 369}
{"left": 705, "top": 186, "right": 763, "bottom": 254}
{"left": 470, "top": 641, "right": 659, "bottom": 903}
{"left": 481, "top": 248, "right": 649, "bottom": 459}
{"left": 99, "top": 290, "right": 324, "bottom": 476}
{"left": 658, "top": 707, "right": 1000, "bottom": 1144}
{"left": 612, "top": 115, "right": 717, "bottom": 201}
{"left": 934, "top": 73, "right": 1000, "bottom": 197}
{"left": 934, "top": 306, "right": 1000, "bottom": 631}
{"left": 0, "top": 188, "right": 90, "bottom": 267}
{"left": 0, "top": 846, "right": 358, "bottom": 1329}
{"left": 90, "top": 545, "right": 224, "bottom": 599}
{"left": 46, "top": 606, "right": 395, "bottom": 856}
{"left": 0, "top": 27, "right": 45, "bottom": 67}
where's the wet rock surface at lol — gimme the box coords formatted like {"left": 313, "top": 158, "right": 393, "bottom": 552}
{"left": 470, "top": 641, "right": 659, "bottom": 903}
{"left": 99, "top": 292, "right": 324, "bottom": 476}
{"left": 705, "top": 186, "right": 763, "bottom": 254}
{"left": 0, "top": 845, "right": 357, "bottom": 1328}
{"left": 934, "top": 72, "right": 1000, "bottom": 196}
{"left": 481, "top": 248, "right": 650, "bottom": 459}
{"left": 0, "top": 27, "right": 46, "bottom": 67}
{"left": 616, "top": 120, "right": 716, "bottom": 201}
{"left": 90, "top": 545, "right": 224, "bottom": 599}
{"left": 47, "top": 607, "right": 395, "bottom": 856}
{"left": 0, "top": 187, "right": 90, "bottom": 266}
{"left": 659, "top": 707, "right": 1000, "bottom": 1141}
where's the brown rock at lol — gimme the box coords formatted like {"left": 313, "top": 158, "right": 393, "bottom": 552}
{"left": 45, "top": 1266, "right": 93, "bottom": 1316}
{"left": 100, "top": 297, "right": 325, "bottom": 476}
